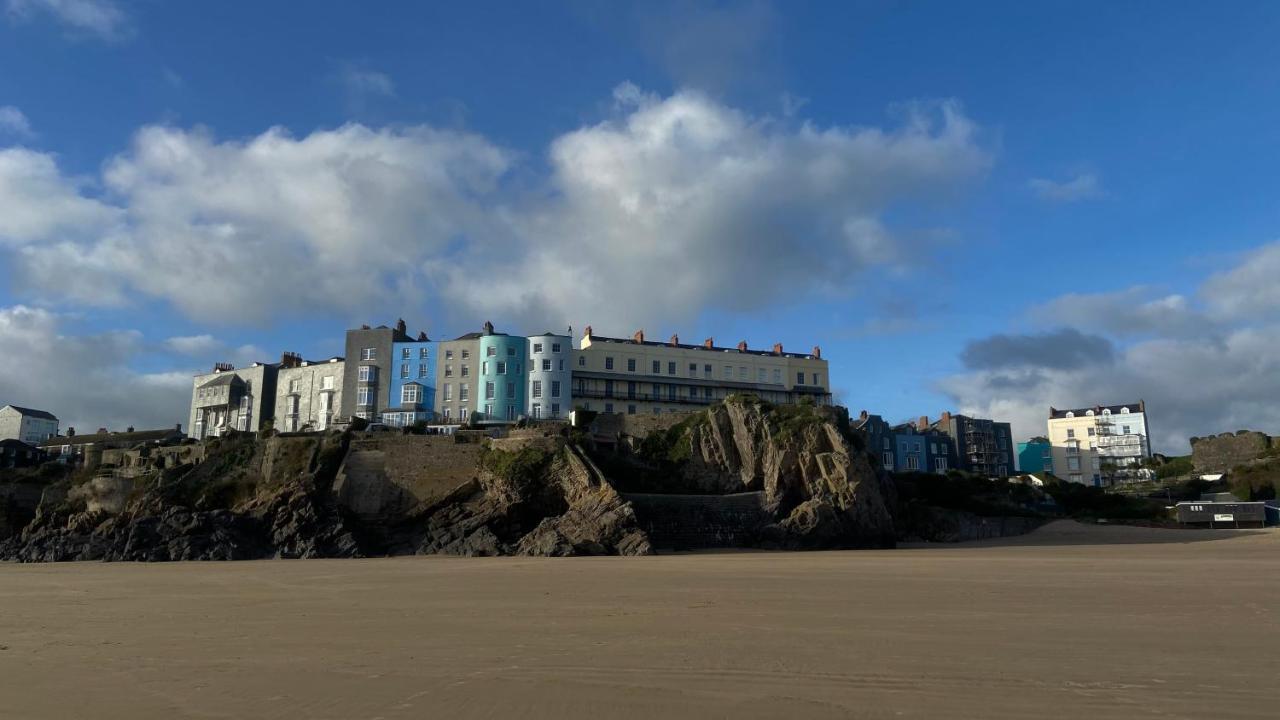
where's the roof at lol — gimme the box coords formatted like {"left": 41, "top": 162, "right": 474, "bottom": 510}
{"left": 39, "top": 428, "right": 184, "bottom": 448}
{"left": 198, "top": 374, "right": 245, "bottom": 389}
{"left": 1049, "top": 401, "right": 1144, "bottom": 419}
{"left": 1, "top": 405, "right": 58, "bottom": 421}
{"left": 451, "top": 332, "right": 484, "bottom": 340}
{"left": 584, "top": 334, "right": 821, "bottom": 360}
{"left": 0, "top": 438, "right": 39, "bottom": 450}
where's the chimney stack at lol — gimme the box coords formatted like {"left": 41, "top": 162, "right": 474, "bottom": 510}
{"left": 703, "top": 337, "right": 714, "bottom": 349}
{"left": 918, "top": 415, "right": 929, "bottom": 431}
{"left": 669, "top": 334, "right": 679, "bottom": 346}
{"left": 126, "top": 426, "right": 134, "bottom": 433}
{"left": 584, "top": 325, "right": 593, "bottom": 339}
{"left": 97, "top": 427, "right": 108, "bottom": 435}
{"left": 772, "top": 342, "right": 783, "bottom": 355}
{"left": 67, "top": 427, "right": 75, "bottom": 437}
{"left": 940, "top": 411, "right": 951, "bottom": 425}
{"left": 395, "top": 318, "right": 407, "bottom": 336}
{"left": 175, "top": 423, "right": 182, "bottom": 432}
{"left": 859, "top": 410, "right": 868, "bottom": 421}
{"left": 213, "top": 362, "right": 234, "bottom": 373}
{"left": 361, "top": 324, "right": 370, "bottom": 330}
{"left": 633, "top": 329, "right": 645, "bottom": 343}
{"left": 417, "top": 331, "right": 429, "bottom": 341}
{"left": 482, "top": 320, "right": 495, "bottom": 335}
{"left": 812, "top": 345, "right": 822, "bottom": 359}
{"left": 737, "top": 340, "right": 748, "bottom": 352}
{"left": 280, "top": 351, "right": 302, "bottom": 368}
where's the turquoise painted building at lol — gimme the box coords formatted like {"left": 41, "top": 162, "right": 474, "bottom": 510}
{"left": 386, "top": 339, "right": 437, "bottom": 426}
{"left": 1017, "top": 440, "right": 1053, "bottom": 474}
{"left": 477, "top": 331, "right": 529, "bottom": 423}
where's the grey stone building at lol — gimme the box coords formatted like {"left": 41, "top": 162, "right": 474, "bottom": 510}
{"left": 929, "top": 411, "right": 1015, "bottom": 477}
{"left": 274, "top": 355, "right": 344, "bottom": 432}
{"left": 434, "top": 325, "right": 485, "bottom": 424}
{"left": 0, "top": 405, "right": 59, "bottom": 445}
{"left": 189, "top": 360, "right": 280, "bottom": 440}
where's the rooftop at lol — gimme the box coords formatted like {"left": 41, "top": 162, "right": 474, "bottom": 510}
{"left": 1, "top": 405, "right": 58, "bottom": 421}
{"left": 1050, "top": 401, "right": 1145, "bottom": 419}
{"left": 583, "top": 332, "right": 821, "bottom": 360}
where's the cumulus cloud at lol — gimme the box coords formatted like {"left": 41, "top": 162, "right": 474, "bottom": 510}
{"left": 1, "top": 85, "right": 989, "bottom": 333}
{"left": 5, "top": 0, "right": 129, "bottom": 41}
{"left": 1201, "top": 241, "right": 1280, "bottom": 320}
{"left": 1029, "top": 172, "right": 1099, "bottom": 202}
{"left": 0, "top": 305, "right": 192, "bottom": 432}
{"left": 941, "top": 242, "right": 1280, "bottom": 453}
{"left": 0, "top": 106, "right": 33, "bottom": 138}
{"left": 163, "top": 334, "right": 221, "bottom": 355}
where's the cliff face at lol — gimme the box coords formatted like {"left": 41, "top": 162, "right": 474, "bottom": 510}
{"left": 681, "top": 399, "right": 896, "bottom": 549}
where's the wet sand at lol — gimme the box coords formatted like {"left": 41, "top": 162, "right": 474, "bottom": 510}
{"left": 1, "top": 520, "right": 1277, "bottom": 719}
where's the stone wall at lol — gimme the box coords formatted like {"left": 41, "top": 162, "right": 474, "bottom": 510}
{"left": 335, "top": 435, "right": 483, "bottom": 522}
{"left": 1190, "top": 431, "right": 1273, "bottom": 473}
{"left": 622, "top": 491, "right": 770, "bottom": 550}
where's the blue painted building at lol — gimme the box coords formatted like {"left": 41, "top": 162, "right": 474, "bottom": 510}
{"left": 477, "top": 329, "right": 529, "bottom": 424}
{"left": 855, "top": 411, "right": 956, "bottom": 474}
{"left": 385, "top": 337, "right": 437, "bottom": 427}
{"left": 1017, "top": 440, "right": 1053, "bottom": 474}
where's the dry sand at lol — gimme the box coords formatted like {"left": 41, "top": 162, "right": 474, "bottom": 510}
{"left": 1, "top": 520, "right": 1277, "bottom": 719}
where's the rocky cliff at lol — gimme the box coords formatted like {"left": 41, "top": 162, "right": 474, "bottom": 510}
{"left": 1, "top": 397, "right": 898, "bottom": 561}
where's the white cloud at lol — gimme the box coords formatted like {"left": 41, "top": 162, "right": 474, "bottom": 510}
{"left": 941, "top": 242, "right": 1280, "bottom": 453}
{"left": 5, "top": 0, "right": 129, "bottom": 41}
{"left": 0, "top": 86, "right": 989, "bottom": 334}
{"left": 0, "top": 305, "right": 192, "bottom": 433}
{"left": 1028, "top": 172, "right": 1099, "bottom": 202}
{"left": 333, "top": 63, "right": 396, "bottom": 114}
{"left": 163, "top": 334, "right": 220, "bottom": 355}
{"left": 0, "top": 106, "right": 33, "bottom": 138}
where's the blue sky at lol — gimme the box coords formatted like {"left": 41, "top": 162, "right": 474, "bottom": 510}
{"left": 2, "top": 0, "right": 1279, "bottom": 451}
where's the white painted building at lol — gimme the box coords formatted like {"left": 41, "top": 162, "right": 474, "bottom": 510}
{"left": 0, "top": 405, "right": 60, "bottom": 445}
{"left": 526, "top": 332, "right": 572, "bottom": 420}
{"left": 1047, "top": 401, "right": 1151, "bottom": 486}
{"left": 189, "top": 361, "right": 279, "bottom": 440}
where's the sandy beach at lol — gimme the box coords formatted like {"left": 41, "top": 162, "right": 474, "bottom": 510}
{"left": 1, "top": 520, "right": 1276, "bottom": 719}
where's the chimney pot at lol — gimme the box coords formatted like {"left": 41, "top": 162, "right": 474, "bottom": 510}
{"left": 669, "top": 334, "right": 679, "bottom": 346}
{"left": 704, "top": 337, "right": 714, "bottom": 349}
{"left": 772, "top": 342, "right": 783, "bottom": 355}
{"left": 919, "top": 415, "right": 929, "bottom": 431}
{"left": 417, "top": 331, "right": 428, "bottom": 341}
{"left": 737, "top": 340, "right": 748, "bottom": 352}
{"left": 812, "top": 345, "right": 822, "bottom": 359}
{"left": 633, "top": 329, "right": 645, "bottom": 344}
{"left": 584, "top": 325, "right": 593, "bottom": 338}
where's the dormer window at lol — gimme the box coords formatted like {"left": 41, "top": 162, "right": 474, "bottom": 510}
{"left": 1065, "top": 411, "right": 1074, "bottom": 418}
{"left": 1121, "top": 407, "right": 1130, "bottom": 414}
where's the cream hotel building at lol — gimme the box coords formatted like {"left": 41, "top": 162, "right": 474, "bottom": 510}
{"left": 572, "top": 327, "right": 830, "bottom": 415}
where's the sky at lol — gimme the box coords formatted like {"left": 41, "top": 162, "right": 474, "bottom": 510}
{"left": 2, "top": 0, "right": 1279, "bottom": 453}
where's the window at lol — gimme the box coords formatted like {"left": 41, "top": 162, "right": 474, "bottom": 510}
{"left": 361, "top": 347, "right": 376, "bottom": 360}
{"left": 627, "top": 381, "right": 636, "bottom": 399}
{"left": 1087, "top": 427, "right": 1096, "bottom": 436}
{"left": 704, "top": 387, "right": 713, "bottom": 399}
{"left": 1102, "top": 408, "right": 1111, "bottom": 416}
{"left": 605, "top": 403, "right": 614, "bottom": 413}
{"left": 506, "top": 382, "right": 515, "bottom": 397}
{"left": 485, "top": 382, "right": 495, "bottom": 400}
{"left": 507, "top": 347, "right": 516, "bottom": 357}
{"left": 446, "top": 350, "right": 454, "bottom": 360}
{"left": 724, "top": 365, "right": 733, "bottom": 379}
{"left": 402, "top": 385, "right": 421, "bottom": 404}
{"left": 883, "top": 452, "right": 894, "bottom": 466}
{"left": 322, "top": 376, "right": 334, "bottom": 390}
{"left": 487, "top": 346, "right": 496, "bottom": 357}
{"left": 627, "top": 404, "right": 636, "bottom": 415}
{"left": 773, "top": 369, "right": 781, "bottom": 384}
{"left": 935, "top": 457, "right": 948, "bottom": 472}
{"left": 443, "top": 408, "right": 451, "bottom": 421}
{"left": 551, "top": 381, "right": 561, "bottom": 398}
{"left": 542, "top": 359, "right": 551, "bottom": 371}
{"left": 289, "top": 379, "right": 300, "bottom": 393}
{"left": 604, "top": 380, "right": 614, "bottom": 397}
{"left": 358, "top": 365, "right": 374, "bottom": 381}
{"left": 667, "top": 384, "right": 676, "bottom": 401}
{"left": 507, "top": 405, "right": 515, "bottom": 420}
{"left": 551, "top": 403, "right": 560, "bottom": 416}
{"left": 459, "top": 384, "right": 469, "bottom": 401}
{"left": 883, "top": 437, "right": 891, "bottom": 449}
{"left": 797, "top": 372, "right": 804, "bottom": 385}
{"left": 496, "top": 361, "right": 506, "bottom": 375}
{"left": 531, "top": 403, "right": 541, "bottom": 418}
{"left": 532, "top": 381, "right": 543, "bottom": 399}
{"left": 579, "top": 355, "right": 586, "bottom": 367}
{"left": 930, "top": 443, "right": 938, "bottom": 454}
{"left": 461, "top": 350, "right": 470, "bottom": 359}
{"left": 606, "top": 357, "right": 614, "bottom": 370}
{"left": 401, "top": 364, "right": 410, "bottom": 379}
{"left": 559, "top": 360, "right": 564, "bottom": 371}
{"left": 1067, "top": 456, "right": 1082, "bottom": 471}
{"left": 420, "top": 348, "right": 430, "bottom": 359}
{"left": 1120, "top": 407, "right": 1130, "bottom": 414}
{"left": 482, "top": 361, "right": 488, "bottom": 375}
{"left": 357, "top": 388, "right": 373, "bottom": 406}
{"left": 533, "top": 343, "right": 544, "bottom": 354}
{"left": 812, "top": 373, "right": 820, "bottom": 385}
{"left": 653, "top": 360, "right": 662, "bottom": 374}
{"left": 1065, "top": 411, "right": 1074, "bottom": 418}
{"left": 444, "top": 384, "right": 452, "bottom": 401}
{"left": 689, "top": 363, "right": 697, "bottom": 378}
{"left": 552, "top": 343, "right": 561, "bottom": 353}
{"left": 459, "top": 408, "right": 467, "bottom": 422}
{"left": 419, "top": 364, "right": 429, "bottom": 378}
{"left": 1067, "top": 429, "right": 1075, "bottom": 439}
{"left": 1122, "top": 425, "right": 1131, "bottom": 434}
{"left": 906, "top": 455, "right": 919, "bottom": 470}
{"left": 485, "top": 404, "right": 493, "bottom": 416}
{"left": 627, "top": 358, "right": 636, "bottom": 372}
{"left": 402, "top": 348, "right": 411, "bottom": 360}
{"left": 757, "top": 368, "right": 767, "bottom": 382}
{"left": 668, "top": 361, "right": 676, "bottom": 375}
{"left": 461, "top": 365, "right": 469, "bottom": 377}
{"left": 1069, "top": 473, "right": 1082, "bottom": 484}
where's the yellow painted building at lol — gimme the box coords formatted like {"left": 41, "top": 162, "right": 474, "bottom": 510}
{"left": 572, "top": 328, "right": 830, "bottom": 415}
